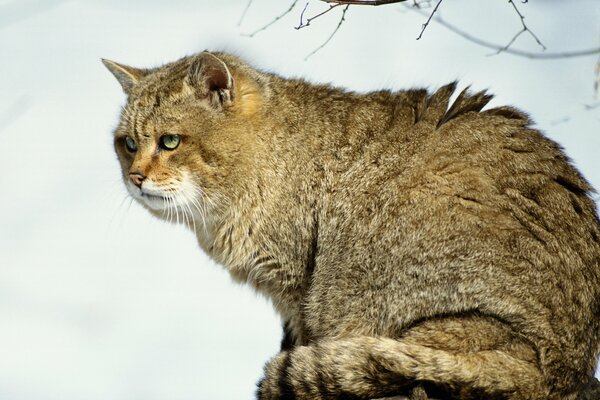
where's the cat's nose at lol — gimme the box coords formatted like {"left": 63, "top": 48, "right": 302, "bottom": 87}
{"left": 129, "top": 172, "right": 146, "bottom": 188}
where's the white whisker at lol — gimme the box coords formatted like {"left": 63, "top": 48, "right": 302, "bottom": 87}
{"left": 109, "top": 192, "right": 133, "bottom": 231}
{"left": 164, "top": 192, "right": 171, "bottom": 223}
{"left": 188, "top": 186, "right": 212, "bottom": 232}
{"left": 180, "top": 190, "right": 198, "bottom": 234}
{"left": 172, "top": 193, "right": 178, "bottom": 225}
{"left": 167, "top": 192, "right": 175, "bottom": 224}
{"left": 169, "top": 190, "right": 177, "bottom": 225}
{"left": 178, "top": 191, "right": 192, "bottom": 231}
{"left": 190, "top": 196, "right": 207, "bottom": 232}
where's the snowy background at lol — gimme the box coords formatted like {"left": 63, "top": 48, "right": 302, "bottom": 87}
{"left": 0, "top": 0, "right": 599, "bottom": 399}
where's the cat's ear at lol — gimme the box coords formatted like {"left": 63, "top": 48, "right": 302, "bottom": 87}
{"left": 101, "top": 59, "right": 145, "bottom": 95}
{"left": 187, "top": 52, "right": 234, "bottom": 108}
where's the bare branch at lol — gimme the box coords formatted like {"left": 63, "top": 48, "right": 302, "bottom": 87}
{"left": 493, "top": 0, "right": 546, "bottom": 55}
{"left": 323, "top": 0, "right": 442, "bottom": 40}
{"left": 406, "top": 8, "right": 600, "bottom": 60}
{"left": 416, "top": 0, "right": 443, "bottom": 40}
{"left": 322, "top": 0, "right": 407, "bottom": 5}
{"left": 297, "top": 2, "right": 310, "bottom": 28}
{"left": 305, "top": 5, "right": 350, "bottom": 60}
{"left": 237, "top": 0, "right": 253, "bottom": 27}
{"left": 295, "top": 3, "right": 341, "bottom": 30}
{"left": 242, "top": 0, "right": 299, "bottom": 37}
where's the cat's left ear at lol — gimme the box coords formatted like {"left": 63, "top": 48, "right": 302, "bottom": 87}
{"left": 187, "top": 52, "right": 234, "bottom": 108}
{"left": 101, "top": 59, "right": 146, "bottom": 95}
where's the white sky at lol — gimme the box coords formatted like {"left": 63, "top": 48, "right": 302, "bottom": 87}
{"left": 0, "top": 1, "right": 599, "bottom": 399}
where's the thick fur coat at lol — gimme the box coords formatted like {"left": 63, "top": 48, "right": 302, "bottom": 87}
{"left": 104, "top": 51, "right": 600, "bottom": 399}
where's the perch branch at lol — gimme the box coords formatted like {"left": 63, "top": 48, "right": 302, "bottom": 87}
{"left": 319, "top": 0, "right": 442, "bottom": 40}
{"left": 321, "top": 0, "right": 407, "bottom": 4}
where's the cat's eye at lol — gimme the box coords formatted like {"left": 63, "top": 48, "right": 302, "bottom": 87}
{"left": 124, "top": 136, "right": 137, "bottom": 152}
{"left": 160, "top": 134, "right": 180, "bottom": 150}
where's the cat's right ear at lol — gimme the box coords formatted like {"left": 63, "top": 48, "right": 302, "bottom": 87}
{"left": 186, "top": 52, "right": 235, "bottom": 109}
{"left": 101, "top": 59, "right": 145, "bottom": 95}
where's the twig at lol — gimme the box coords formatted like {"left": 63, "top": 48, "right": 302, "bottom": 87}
{"left": 242, "top": 0, "right": 299, "bottom": 37}
{"left": 295, "top": 3, "right": 341, "bottom": 30}
{"left": 406, "top": 8, "right": 600, "bottom": 59}
{"left": 297, "top": 2, "right": 310, "bottom": 28}
{"left": 237, "top": 0, "right": 253, "bottom": 26}
{"left": 305, "top": 5, "right": 350, "bottom": 60}
{"left": 397, "top": 1, "right": 433, "bottom": 14}
{"left": 411, "top": 0, "right": 433, "bottom": 9}
{"left": 494, "top": 0, "right": 546, "bottom": 55}
{"left": 416, "top": 0, "right": 443, "bottom": 40}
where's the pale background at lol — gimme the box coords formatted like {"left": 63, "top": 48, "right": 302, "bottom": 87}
{"left": 0, "top": 1, "right": 599, "bottom": 399}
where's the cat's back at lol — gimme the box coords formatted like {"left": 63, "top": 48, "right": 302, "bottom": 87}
{"left": 310, "top": 84, "right": 600, "bottom": 377}
{"left": 327, "top": 83, "right": 599, "bottom": 263}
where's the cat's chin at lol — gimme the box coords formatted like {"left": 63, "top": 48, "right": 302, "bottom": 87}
{"left": 138, "top": 192, "right": 167, "bottom": 211}
{"left": 125, "top": 182, "right": 169, "bottom": 211}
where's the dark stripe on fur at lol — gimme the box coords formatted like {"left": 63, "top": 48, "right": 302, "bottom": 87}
{"left": 256, "top": 378, "right": 264, "bottom": 400}
{"left": 306, "top": 212, "right": 319, "bottom": 277}
{"left": 280, "top": 321, "right": 295, "bottom": 352}
{"left": 577, "top": 377, "right": 600, "bottom": 400}
{"left": 554, "top": 175, "right": 589, "bottom": 196}
{"left": 483, "top": 106, "right": 529, "bottom": 122}
{"left": 278, "top": 352, "right": 296, "bottom": 400}
{"left": 315, "top": 359, "right": 330, "bottom": 400}
{"left": 437, "top": 86, "right": 493, "bottom": 128}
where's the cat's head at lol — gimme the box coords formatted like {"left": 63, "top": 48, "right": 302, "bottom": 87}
{"left": 103, "top": 52, "right": 266, "bottom": 227}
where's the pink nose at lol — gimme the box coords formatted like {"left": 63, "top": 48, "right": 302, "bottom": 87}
{"left": 129, "top": 172, "right": 146, "bottom": 188}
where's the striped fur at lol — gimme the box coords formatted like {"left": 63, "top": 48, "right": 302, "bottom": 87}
{"left": 103, "top": 51, "right": 600, "bottom": 400}
{"left": 259, "top": 336, "right": 548, "bottom": 400}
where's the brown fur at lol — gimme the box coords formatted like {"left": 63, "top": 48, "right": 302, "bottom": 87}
{"left": 103, "top": 51, "right": 600, "bottom": 399}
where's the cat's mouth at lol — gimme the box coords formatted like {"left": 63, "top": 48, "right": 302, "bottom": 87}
{"left": 126, "top": 175, "right": 201, "bottom": 216}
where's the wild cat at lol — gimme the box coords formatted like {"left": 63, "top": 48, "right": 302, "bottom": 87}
{"left": 103, "top": 51, "right": 600, "bottom": 399}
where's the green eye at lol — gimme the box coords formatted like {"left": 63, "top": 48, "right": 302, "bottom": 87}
{"left": 125, "top": 136, "right": 137, "bottom": 152}
{"left": 160, "top": 134, "right": 180, "bottom": 150}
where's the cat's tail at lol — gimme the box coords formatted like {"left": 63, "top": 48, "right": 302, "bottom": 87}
{"left": 256, "top": 336, "right": 550, "bottom": 400}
